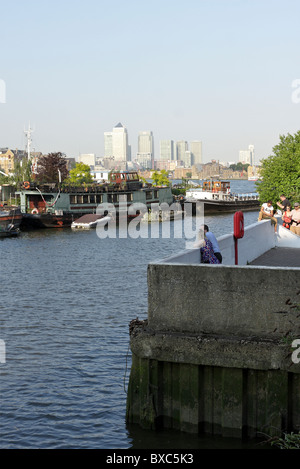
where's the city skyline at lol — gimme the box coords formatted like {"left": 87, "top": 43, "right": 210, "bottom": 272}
{"left": 1, "top": 1, "right": 300, "bottom": 164}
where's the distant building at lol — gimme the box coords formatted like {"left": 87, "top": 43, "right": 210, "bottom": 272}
{"left": 78, "top": 153, "right": 96, "bottom": 169}
{"left": 136, "top": 131, "right": 154, "bottom": 169}
{"left": 183, "top": 150, "right": 193, "bottom": 168}
{"left": 159, "top": 140, "right": 174, "bottom": 161}
{"left": 175, "top": 141, "right": 188, "bottom": 161}
{"left": 0, "top": 148, "right": 15, "bottom": 174}
{"left": 190, "top": 141, "right": 202, "bottom": 165}
{"left": 104, "top": 123, "right": 130, "bottom": 165}
{"left": 239, "top": 145, "right": 255, "bottom": 165}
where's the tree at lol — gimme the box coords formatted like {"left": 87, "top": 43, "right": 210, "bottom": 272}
{"left": 67, "top": 162, "right": 94, "bottom": 185}
{"left": 256, "top": 131, "right": 300, "bottom": 206}
{"left": 0, "top": 158, "right": 32, "bottom": 186}
{"left": 151, "top": 170, "right": 170, "bottom": 186}
{"left": 35, "top": 152, "right": 69, "bottom": 183}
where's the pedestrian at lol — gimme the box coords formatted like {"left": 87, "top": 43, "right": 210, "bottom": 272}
{"left": 290, "top": 202, "right": 300, "bottom": 236}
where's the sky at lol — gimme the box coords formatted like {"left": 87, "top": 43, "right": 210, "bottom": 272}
{"left": 1, "top": 0, "right": 300, "bottom": 163}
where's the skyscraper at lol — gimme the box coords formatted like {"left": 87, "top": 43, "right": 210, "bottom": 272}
{"left": 136, "top": 131, "right": 154, "bottom": 169}
{"left": 190, "top": 141, "right": 202, "bottom": 165}
{"left": 159, "top": 140, "right": 174, "bottom": 161}
{"left": 176, "top": 141, "right": 188, "bottom": 162}
{"left": 104, "top": 123, "right": 129, "bottom": 163}
{"left": 239, "top": 145, "right": 254, "bottom": 165}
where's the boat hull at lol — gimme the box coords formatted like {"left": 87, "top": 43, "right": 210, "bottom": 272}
{"left": 0, "top": 207, "right": 23, "bottom": 230}
{"left": 185, "top": 198, "right": 260, "bottom": 215}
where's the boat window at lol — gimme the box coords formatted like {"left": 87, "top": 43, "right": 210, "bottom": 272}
{"left": 90, "top": 195, "right": 95, "bottom": 203}
{"left": 146, "top": 191, "right": 153, "bottom": 200}
{"left": 127, "top": 193, "right": 133, "bottom": 202}
{"left": 77, "top": 195, "right": 83, "bottom": 204}
{"left": 154, "top": 190, "right": 158, "bottom": 198}
{"left": 83, "top": 195, "right": 88, "bottom": 204}
{"left": 70, "top": 195, "right": 76, "bottom": 204}
{"left": 96, "top": 195, "right": 102, "bottom": 204}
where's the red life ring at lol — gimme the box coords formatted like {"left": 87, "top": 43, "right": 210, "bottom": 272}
{"left": 234, "top": 211, "right": 244, "bottom": 239}
{"left": 23, "top": 181, "right": 30, "bottom": 189}
{"left": 31, "top": 208, "right": 39, "bottom": 214}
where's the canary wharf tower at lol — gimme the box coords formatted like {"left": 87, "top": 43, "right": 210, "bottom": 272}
{"left": 104, "top": 122, "right": 129, "bottom": 163}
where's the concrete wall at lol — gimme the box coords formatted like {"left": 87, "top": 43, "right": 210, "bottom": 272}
{"left": 127, "top": 218, "right": 300, "bottom": 438}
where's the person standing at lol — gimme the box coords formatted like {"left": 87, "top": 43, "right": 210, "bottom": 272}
{"left": 277, "top": 194, "right": 291, "bottom": 212}
{"left": 290, "top": 202, "right": 300, "bottom": 235}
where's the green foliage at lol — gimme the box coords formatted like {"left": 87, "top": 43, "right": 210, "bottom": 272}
{"left": 151, "top": 170, "right": 170, "bottom": 186}
{"left": 270, "top": 432, "right": 300, "bottom": 449}
{"left": 66, "top": 162, "right": 94, "bottom": 185}
{"left": 229, "top": 162, "right": 250, "bottom": 172}
{"left": 0, "top": 158, "right": 32, "bottom": 185}
{"left": 256, "top": 131, "right": 300, "bottom": 206}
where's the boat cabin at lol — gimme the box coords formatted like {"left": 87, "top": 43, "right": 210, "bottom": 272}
{"left": 202, "top": 180, "right": 230, "bottom": 193}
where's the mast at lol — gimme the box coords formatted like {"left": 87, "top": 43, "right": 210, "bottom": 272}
{"left": 24, "top": 123, "right": 34, "bottom": 161}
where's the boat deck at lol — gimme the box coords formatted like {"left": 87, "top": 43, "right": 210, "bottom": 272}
{"left": 250, "top": 247, "right": 300, "bottom": 268}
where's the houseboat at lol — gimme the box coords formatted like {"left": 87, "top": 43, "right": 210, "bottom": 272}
{"left": 0, "top": 206, "right": 23, "bottom": 236}
{"left": 185, "top": 180, "right": 260, "bottom": 214}
{"left": 16, "top": 171, "right": 174, "bottom": 229}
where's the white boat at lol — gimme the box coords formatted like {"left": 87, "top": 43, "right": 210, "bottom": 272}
{"left": 71, "top": 214, "right": 111, "bottom": 230}
{"left": 184, "top": 179, "right": 260, "bottom": 214}
{"left": 141, "top": 208, "right": 184, "bottom": 223}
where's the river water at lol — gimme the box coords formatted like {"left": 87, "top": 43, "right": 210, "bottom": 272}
{"left": 0, "top": 181, "right": 266, "bottom": 449}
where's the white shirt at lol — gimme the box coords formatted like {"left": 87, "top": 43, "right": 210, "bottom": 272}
{"left": 262, "top": 203, "right": 273, "bottom": 215}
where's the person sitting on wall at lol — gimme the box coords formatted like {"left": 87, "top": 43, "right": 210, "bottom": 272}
{"left": 201, "top": 224, "right": 222, "bottom": 263}
{"left": 195, "top": 229, "right": 220, "bottom": 264}
{"left": 277, "top": 194, "right": 291, "bottom": 212}
{"left": 290, "top": 202, "right": 300, "bottom": 236}
{"left": 200, "top": 238, "right": 220, "bottom": 264}
{"left": 282, "top": 205, "right": 292, "bottom": 230}
{"left": 258, "top": 200, "right": 278, "bottom": 232}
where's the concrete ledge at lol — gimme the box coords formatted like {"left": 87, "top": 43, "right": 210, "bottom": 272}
{"left": 130, "top": 326, "right": 299, "bottom": 373}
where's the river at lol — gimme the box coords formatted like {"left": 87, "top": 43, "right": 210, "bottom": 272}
{"left": 0, "top": 180, "right": 266, "bottom": 449}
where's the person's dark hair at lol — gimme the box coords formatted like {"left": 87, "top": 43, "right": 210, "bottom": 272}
{"left": 267, "top": 200, "right": 273, "bottom": 204}
{"left": 203, "top": 224, "right": 209, "bottom": 231}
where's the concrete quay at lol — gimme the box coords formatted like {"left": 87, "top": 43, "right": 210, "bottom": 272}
{"left": 126, "top": 220, "right": 300, "bottom": 439}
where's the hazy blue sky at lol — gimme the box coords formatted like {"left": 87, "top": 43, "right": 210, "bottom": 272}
{"left": 1, "top": 0, "right": 300, "bottom": 163}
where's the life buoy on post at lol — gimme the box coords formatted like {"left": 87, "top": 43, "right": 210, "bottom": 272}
{"left": 23, "top": 181, "right": 30, "bottom": 189}
{"left": 234, "top": 211, "right": 244, "bottom": 239}
{"left": 233, "top": 211, "right": 244, "bottom": 265}
{"left": 31, "top": 208, "right": 39, "bottom": 214}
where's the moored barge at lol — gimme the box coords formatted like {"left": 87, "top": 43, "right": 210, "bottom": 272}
{"left": 16, "top": 171, "right": 174, "bottom": 229}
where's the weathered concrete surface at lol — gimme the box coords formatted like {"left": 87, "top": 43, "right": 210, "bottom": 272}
{"left": 147, "top": 263, "right": 300, "bottom": 340}
{"left": 129, "top": 325, "right": 299, "bottom": 373}
{"left": 127, "top": 241, "right": 300, "bottom": 439}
